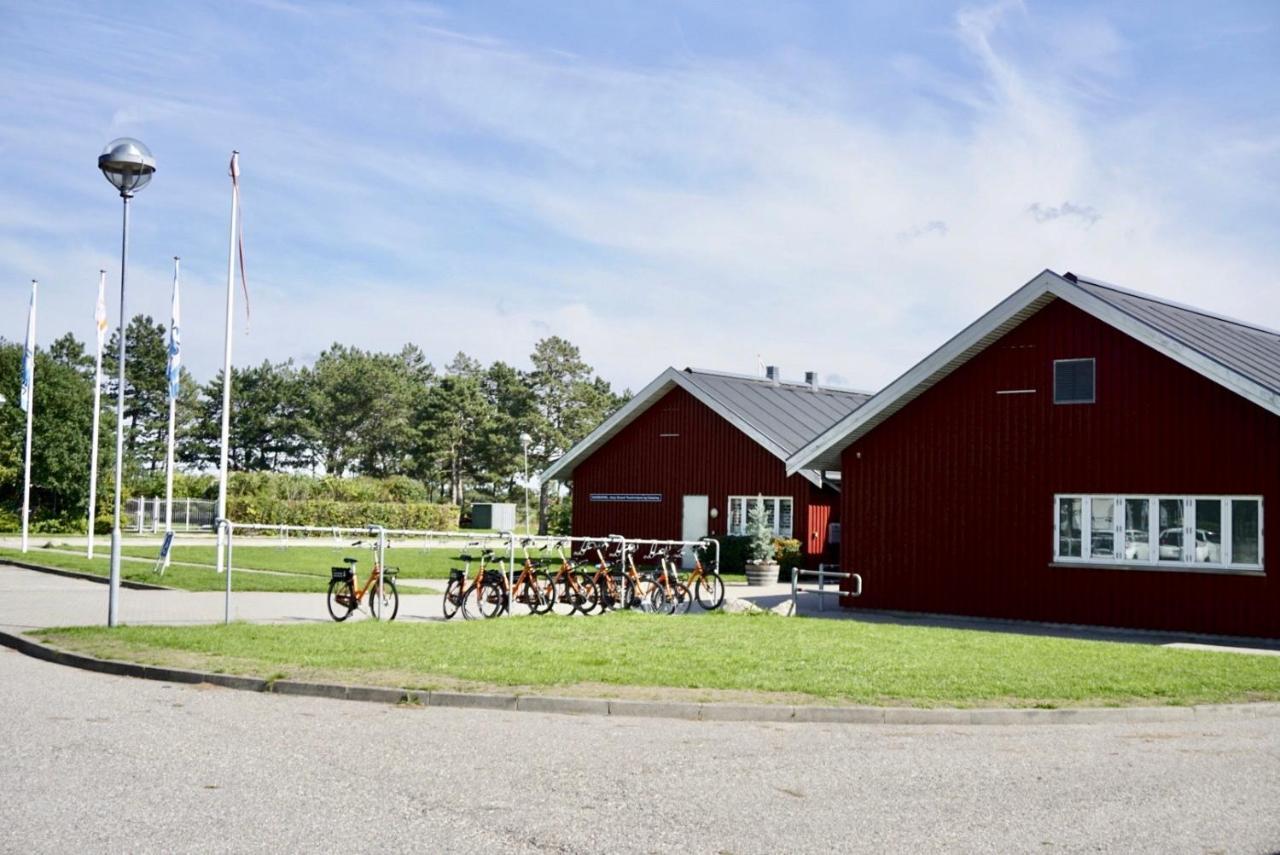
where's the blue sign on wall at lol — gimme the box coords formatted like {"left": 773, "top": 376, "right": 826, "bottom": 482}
{"left": 589, "top": 493, "right": 662, "bottom": 503}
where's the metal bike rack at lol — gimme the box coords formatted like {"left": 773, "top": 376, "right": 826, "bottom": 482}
{"left": 790, "top": 564, "right": 861, "bottom": 614}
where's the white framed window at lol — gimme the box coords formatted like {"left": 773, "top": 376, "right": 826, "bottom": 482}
{"left": 1054, "top": 494, "right": 1263, "bottom": 572}
{"left": 727, "top": 496, "right": 794, "bottom": 538}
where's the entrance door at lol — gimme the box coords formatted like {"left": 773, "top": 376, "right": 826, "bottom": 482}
{"left": 681, "top": 495, "right": 709, "bottom": 569}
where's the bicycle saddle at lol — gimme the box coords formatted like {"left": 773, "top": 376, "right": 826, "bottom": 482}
{"left": 342, "top": 557, "right": 359, "bottom": 565}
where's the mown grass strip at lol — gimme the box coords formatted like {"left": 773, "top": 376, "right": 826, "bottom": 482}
{"left": 36, "top": 611, "right": 1280, "bottom": 708}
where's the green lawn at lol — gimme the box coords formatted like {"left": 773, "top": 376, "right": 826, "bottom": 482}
{"left": 0, "top": 546, "right": 435, "bottom": 594}
{"left": 35, "top": 611, "right": 1280, "bottom": 708}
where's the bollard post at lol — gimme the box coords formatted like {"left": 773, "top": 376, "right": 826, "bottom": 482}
{"left": 506, "top": 531, "right": 516, "bottom": 616}
{"left": 791, "top": 565, "right": 799, "bottom": 616}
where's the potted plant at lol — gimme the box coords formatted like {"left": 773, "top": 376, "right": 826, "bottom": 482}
{"left": 743, "top": 496, "right": 778, "bottom": 586}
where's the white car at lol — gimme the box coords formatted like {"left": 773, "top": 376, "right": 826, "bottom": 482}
{"left": 1123, "top": 531, "right": 1149, "bottom": 561}
{"left": 1158, "top": 528, "right": 1221, "bottom": 563}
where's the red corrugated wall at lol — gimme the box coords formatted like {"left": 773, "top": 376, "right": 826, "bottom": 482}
{"left": 841, "top": 298, "right": 1280, "bottom": 638}
{"left": 571, "top": 386, "right": 836, "bottom": 561}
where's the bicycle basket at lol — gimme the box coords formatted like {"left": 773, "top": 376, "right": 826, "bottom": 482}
{"left": 483, "top": 568, "right": 505, "bottom": 584}
{"left": 330, "top": 566, "right": 352, "bottom": 581}
{"left": 382, "top": 566, "right": 399, "bottom": 577}
{"left": 448, "top": 568, "right": 465, "bottom": 583}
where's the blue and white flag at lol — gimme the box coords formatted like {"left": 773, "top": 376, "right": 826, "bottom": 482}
{"left": 167, "top": 258, "right": 181, "bottom": 401}
{"left": 19, "top": 281, "right": 35, "bottom": 413}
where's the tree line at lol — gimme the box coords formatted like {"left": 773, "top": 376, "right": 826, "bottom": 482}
{"left": 0, "top": 317, "right": 627, "bottom": 531}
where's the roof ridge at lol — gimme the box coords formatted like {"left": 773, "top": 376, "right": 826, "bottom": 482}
{"left": 682, "top": 366, "right": 873, "bottom": 397}
{"left": 1070, "top": 274, "right": 1280, "bottom": 341}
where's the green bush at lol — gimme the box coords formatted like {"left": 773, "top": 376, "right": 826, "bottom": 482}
{"left": 714, "top": 535, "right": 802, "bottom": 571}
{"left": 774, "top": 537, "right": 802, "bottom": 571}
{"left": 225, "top": 497, "right": 459, "bottom": 531}
{"left": 715, "top": 535, "right": 748, "bottom": 571}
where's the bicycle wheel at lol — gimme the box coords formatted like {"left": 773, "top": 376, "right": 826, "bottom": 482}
{"left": 368, "top": 578, "right": 399, "bottom": 621}
{"left": 531, "top": 570, "right": 555, "bottom": 615}
{"left": 464, "top": 579, "right": 506, "bottom": 620}
{"left": 620, "top": 574, "right": 643, "bottom": 610}
{"left": 670, "top": 581, "right": 691, "bottom": 615}
{"left": 442, "top": 578, "right": 463, "bottom": 620}
{"left": 594, "top": 573, "right": 619, "bottom": 611}
{"left": 573, "top": 573, "right": 599, "bottom": 615}
{"left": 549, "top": 575, "right": 577, "bottom": 616}
{"left": 327, "top": 578, "right": 356, "bottom": 622}
{"left": 695, "top": 573, "right": 725, "bottom": 611}
{"left": 646, "top": 583, "right": 672, "bottom": 615}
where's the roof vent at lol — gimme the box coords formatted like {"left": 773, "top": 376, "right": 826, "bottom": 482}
{"left": 1063, "top": 271, "right": 1079, "bottom": 283}
{"left": 804, "top": 371, "right": 818, "bottom": 389}
{"left": 765, "top": 365, "right": 780, "bottom": 384}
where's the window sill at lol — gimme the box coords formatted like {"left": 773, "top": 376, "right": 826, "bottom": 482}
{"left": 1049, "top": 561, "right": 1265, "bottom": 578}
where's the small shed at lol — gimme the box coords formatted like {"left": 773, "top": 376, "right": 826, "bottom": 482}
{"left": 470, "top": 502, "right": 516, "bottom": 531}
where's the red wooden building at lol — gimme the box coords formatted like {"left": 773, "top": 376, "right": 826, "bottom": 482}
{"left": 542, "top": 367, "right": 869, "bottom": 564}
{"left": 790, "top": 269, "right": 1280, "bottom": 638}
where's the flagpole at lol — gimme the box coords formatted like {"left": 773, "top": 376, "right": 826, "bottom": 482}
{"left": 20, "top": 280, "right": 37, "bottom": 554}
{"left": 164, "top": 257, "right": 180, "bottom": 568}
{"left": 215, "top": 152, "right": 239, "bottom": 576}
{"left": 87, "top": 271, "right": 106, "bottom": 559}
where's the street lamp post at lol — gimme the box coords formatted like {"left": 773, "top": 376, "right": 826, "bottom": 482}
{"left": 519, "top": 433, "right": 532, "bottom": 536}
{"left": 98, "top": 138, "right": 155, "bottom": 628}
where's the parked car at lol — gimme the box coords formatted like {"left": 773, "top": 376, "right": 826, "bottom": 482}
{"left": 1123, "top": 531, "right": 1149, "bottom": 561}
{"left": 1158, "top": 528, "right": 1221, "bottom": 562}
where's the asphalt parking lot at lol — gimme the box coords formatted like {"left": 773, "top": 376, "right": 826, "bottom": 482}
{"left": 2, "top": 644, "right": 1279, "bottom": 854}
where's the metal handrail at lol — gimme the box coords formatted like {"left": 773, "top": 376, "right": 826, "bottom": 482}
{"left": 790, "top": 564, "right": 862, "bottom": 613}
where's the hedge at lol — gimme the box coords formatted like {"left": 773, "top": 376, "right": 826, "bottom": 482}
{"left": 716, "top": 535, "right": 804, "bottom": 571}
{"left": 225, "top": 498, "right": 459, "bottom": 531}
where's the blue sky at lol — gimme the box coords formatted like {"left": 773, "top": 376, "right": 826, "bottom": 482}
{"left": 1, "top": 0, "right": 1277, "bottom": 391}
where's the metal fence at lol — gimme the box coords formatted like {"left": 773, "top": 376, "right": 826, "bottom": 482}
{"left": 125, "top": 497, "right": 218, "bottom": 533}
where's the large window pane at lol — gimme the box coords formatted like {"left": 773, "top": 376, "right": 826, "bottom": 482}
{"left": 779, "top": 499, "right": 793, "bottom": 538}
{"left": 1089, "top": 497, "right": 1115, "bottom": 559}
{"left": 1058, "top": 497, "right": 1082, "bottom": 558}
{"left": 1158, "top": 499, "right": 1184, "bottom": 562}
{"left": 1193, "top": 499, "right": 1222, "bottom": 563}
{"left": 1232, "top": 499, "right": 1261, "bottom": 565}
{"left": 1124, "top": 498, "right": 1150, "bottom": 561}
{"left": 763, "top": 499, "right": 777, "bottom": 533}
{"left": 728, "top": 498, "right": 744, "bottom": 536}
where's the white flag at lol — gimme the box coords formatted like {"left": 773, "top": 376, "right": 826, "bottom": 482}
{"left": 19, "top": 282, "right": 35, "bottom": 413}
{"left": 167, "top": 259, "right": 181, "bottom": 401}
{"left": 95, "top": 270, "right": 108, "bottom": 350}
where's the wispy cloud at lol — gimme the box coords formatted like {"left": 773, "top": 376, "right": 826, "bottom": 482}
{"left": 1, "top": 1, "right": 1277, "bottom": 394}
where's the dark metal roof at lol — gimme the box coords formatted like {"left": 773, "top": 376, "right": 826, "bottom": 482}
{"left": 1069, "top": 275, "right": 1280, "bottom": 395}
{"left": 680, "top": 368, "right": 871, "bottom": 458}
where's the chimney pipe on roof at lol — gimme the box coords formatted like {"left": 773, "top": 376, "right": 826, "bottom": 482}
{"left": 765, "top": 365, "right": 780, "bottom": 384}
{"left": 804, "top": 371, "right": 818, "bottom": 389}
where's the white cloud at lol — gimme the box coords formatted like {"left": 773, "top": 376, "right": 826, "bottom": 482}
{"left": 2, "top": 1, "right": 1278, "bottom": 396}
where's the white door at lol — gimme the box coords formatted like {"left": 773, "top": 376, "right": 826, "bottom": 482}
{"left": 681, "top": 495, "right": 709, "bottom": 569}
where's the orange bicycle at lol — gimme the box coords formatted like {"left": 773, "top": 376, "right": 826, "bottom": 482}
{"left": 442, "top": 544, "right": 506, "bottom": 620}
{"left": 547, "top": 540, "right": 597, "bottom": 616}
{"left": 686, "top": 541, "right": 725, "bottom": 610}
{"left": 327, "top": 546, "right": 399, "bottom": 622}
{"left": 494, "top": 539, "right": 555, "bottom": 615}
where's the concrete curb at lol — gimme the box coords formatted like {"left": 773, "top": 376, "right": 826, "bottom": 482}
{"left": 5, "top": 628, "right": 1280, "bottom": 726}
{"left": 0, "top": 558, "right": 172, "bottom": 591}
